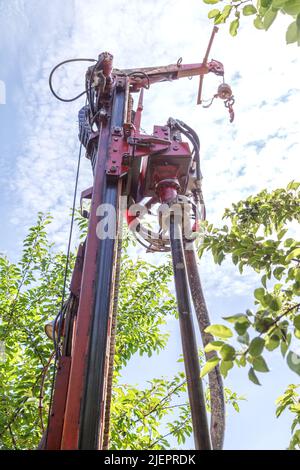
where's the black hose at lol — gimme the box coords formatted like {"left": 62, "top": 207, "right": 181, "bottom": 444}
{"left": 127, "top": 70, "right": 150, "bottom": 89}
{"left": 168, "top": 118, "right": 202, "bottom": 183}
{"left": 169, "top": 214, "right": 211, "bottom": 450}
{"left": 49, "top": 58, "right": 96, "bottom": 102}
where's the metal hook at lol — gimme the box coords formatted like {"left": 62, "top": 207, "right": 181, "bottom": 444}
{"left": 177, "top": 57, "right": 183, "bottom": 67}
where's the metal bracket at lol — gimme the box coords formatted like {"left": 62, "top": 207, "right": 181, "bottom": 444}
{"left": 80, "top": 186, "right": 93, "bottom": 218}
{"left": 106, "top": 126, "right": 126, "bottom": 176}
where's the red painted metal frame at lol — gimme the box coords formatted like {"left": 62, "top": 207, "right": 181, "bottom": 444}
{"left": 106, "top": 119, "right": 191, "bottom": 201}
{"left": 70, "top": 243, "right": 85, "bottom": 298}
{"left": 125, "top": 59, "right": 223, "bottom": 92}
{"left": 61, "top": 124, "right": 112, "bottom": 450}
{"left": 44, "top": 243, "right": 84, "bottom": 450}
{"left": 47, "top": 119, "right": 192, "bottom": 450}
{"left": 45, "top": 356, "right": 71, "bottom": 449}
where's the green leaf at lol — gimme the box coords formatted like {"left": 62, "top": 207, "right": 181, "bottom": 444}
{"left": 232, "top": 401, "right": 240, "bottom": 412}
{"left": 254, "top": 15, "right": 265, "bottom": 29}
{"left": 265, "top": 334, "right": 280, "bottom": 351}
{"left": 255, "top": 316, "right": 274, "bottom": 333}
{"left": 283, "top": 0, "right": 300, "bottom": 15}
{"left": 294, "top": 315, "right": 300, "bottom": 331}
{"left": 222, "top": 313, "right": 248, "bottom": 323}
{"left": 204, "top": 324, "right": 233, "bottom": 339}
{"left": 248, "top": 337, "right": 265, "bottom": 357}
{"left": 234, "top": 319, "right": 250, "bottom": 335}
{"left": 277, "top": 228, "right": 287, "bottom": 240}
{"left": 248, "top": 367, "right": 261, "bottom": 385}
{"left": 272, "top": 0, "right": 288, "bottom": 6}
{"left": 204, "top": 340, "right": 224, "bottom": 353}
{"left": 286, "top": 248, "right": 300, "bottom": 262}
{"left": 280, "top": 339, "right": 289, "bottom": 357}
{"left": 267, "top": 296, "right": 282, "bottom": 312}
{"left": 286, "top": 22, "right": 298, "bottom": 44}
{"left": 261, "top": 274, "right": 267, "bottom": 288}
{"left": 229, "top": 18, "right": 239, "bottom": 36}
{"left": 261, "top": 0, "right": 272, "bottom": 7}
{"left": 284, "top": 238, "right": 296, "bottom": 247}
{"left": 220, "top": 344, "right": 236, "bottom": 361}
{"left": 243, "top": 5, "right": 257, "bottom": 15}
{"left": 287, "top": 181, "right": 300, "bottom": 191}
{"left": 220, "top": 360, "right": 234, "bottom": 378}
{"left": 239, "top": 355, "right": 247, "bottom": 367}
{"left": 200, "top": 356, "right": 220, "bottom": 378}
{"left": 203, "top": 0, "right": 220, "bottom": 4}
{"left": 263, "top": 8, "right": 278, "bottom": 30}
{"left": 253, "top": 355, "right": 269, "bottom": 372}
{"left": 254, "top": 287, "right": 265, "bottom": 302}
{"left": 287, "top": 351, "right": 300, "bottom": 375}
{"left": 273, "top": 266, "right": 285, "bottom": 280}
{"left": 237, "top": 332, "right": 250, "bottom": 345}
{"left": 222, "top": 4, "right": 233, "bottom": 20}
{"left": 294, "top": 328, "right": 300, "bottom": 339}
{"left": 208, "top": 8, "right": 220, "bottom": 18}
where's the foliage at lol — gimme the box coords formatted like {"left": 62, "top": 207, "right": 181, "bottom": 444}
{"left": 0, "top": 213, "right": 70, "bottom": 449}
{"left": 110, "top": 373, "right": 188, "bottom": 449}
{"left": 0, "top": 213, "right": 240, "bottom": 449}
{"left": 110, "top": 375, "right": 244, "bottom": 449}
{"left": 276, "top": 384, "right": 300, "bottom": 449}
{"left": 202, "top": 0, "right": 300, "bottom": 45}
{"left": 199, "top": 182, "right": 300, "bottom": 446}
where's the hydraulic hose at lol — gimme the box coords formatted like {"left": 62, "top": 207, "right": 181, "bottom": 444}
{"left": 168, "top": 118, "right": 201, "bottom": 183}
{"left": 169, "top": 214, "right": 211, "bottom": 450}
{"left": 49, "top": 58, "right": 96, "bottom": 102}
{"left": 183, "top": 242, "right": 225, "bottom": 450}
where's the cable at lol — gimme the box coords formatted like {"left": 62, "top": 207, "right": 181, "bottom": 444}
{"left": 167, "top": 117, "right": 206, "bottom": 219}
{"left": 127, "top": 70, "right": 150, "bottom": 89}
{"left": 49, "top": 58, "right": 96, "bottom": 102}
{"left": 45, "top": 137, "right": 84, "bottom": 446}
{"left": 85, "top": 61, "right": 99, "bottom": 116}
{"left": 169, "top": 118, "right": 201, "bottom": 182}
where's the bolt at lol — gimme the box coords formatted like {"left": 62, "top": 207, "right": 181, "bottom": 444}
{"left": 173, "top": 145, "right": 179, "bottom": 151}
{"left": 176, "top": 262, "right": 185, "bottom": 269}
{"left": 113, "top": 137, "right": 118, "bottom": 141}
{"left": 122, "top": 153, "right": 129, "bottom": 165}
{"left": 110, "top": 166, "right": 117, "bottom": 173}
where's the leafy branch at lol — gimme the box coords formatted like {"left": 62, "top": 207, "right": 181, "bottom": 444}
{"left": 202, "top": 0, "right": 300, "bottom": 45}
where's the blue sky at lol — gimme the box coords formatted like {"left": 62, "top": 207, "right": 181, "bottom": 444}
{"left": 0, "top": 0, "right": 300, "bottom": 450}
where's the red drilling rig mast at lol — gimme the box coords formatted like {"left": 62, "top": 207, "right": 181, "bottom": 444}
{"left": 43, "top": 27, "right": 234, "bottom": 450}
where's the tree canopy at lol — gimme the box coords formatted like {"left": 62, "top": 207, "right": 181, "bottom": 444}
{"left": 199, "top": 181, "right": 300, "bottom": 448}
{"left": 202, "top": 0, "right": 300, "bottom": 45}
{"left": 0, "top": 214, "right": 240, "bottom": 450}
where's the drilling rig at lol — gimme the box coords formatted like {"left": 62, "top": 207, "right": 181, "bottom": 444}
{"left": 43, "top": 27, "right": 234, "bottom": 451}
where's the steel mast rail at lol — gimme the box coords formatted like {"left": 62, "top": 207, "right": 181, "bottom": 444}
{"left": 43, "top": 27, "right": 232, "bottom": 450}
{"left": 169, "top": 213, "right": 211, "bottom": 450}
